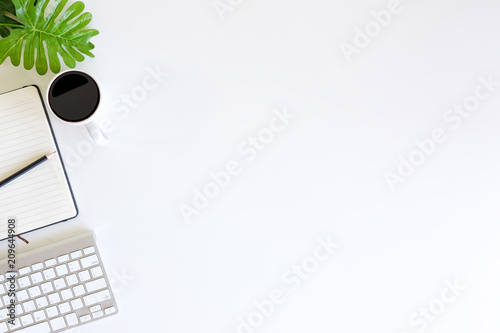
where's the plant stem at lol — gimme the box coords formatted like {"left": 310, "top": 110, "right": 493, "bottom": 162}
{"left": 0, "top": 23, "right": 24, "bottom": 28}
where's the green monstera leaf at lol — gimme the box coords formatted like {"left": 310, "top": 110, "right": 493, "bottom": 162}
{"left": 0, "top": 0, "right": 99, "bottom": 75}
{"left": 0, "top": 0, "right": 18, "bottom": 38}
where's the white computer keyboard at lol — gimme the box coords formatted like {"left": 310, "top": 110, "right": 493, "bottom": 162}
{"left": 0, "top": 231, "right": 118, "bottom": 332}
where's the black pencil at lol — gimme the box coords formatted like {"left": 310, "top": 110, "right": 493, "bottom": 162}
{"left": 0, "top": 152, "right": 57, "bottom": 189}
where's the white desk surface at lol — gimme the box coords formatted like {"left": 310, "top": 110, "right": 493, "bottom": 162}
{"left": 1, "top": 0, "right": 500, "bottom": 332}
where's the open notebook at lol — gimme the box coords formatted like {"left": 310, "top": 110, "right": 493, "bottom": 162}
{"left": 0, "top": 86, "right": 78, "bottom": 240}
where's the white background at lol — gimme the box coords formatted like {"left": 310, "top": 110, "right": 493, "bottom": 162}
{"left": 1, "top": 0, "right": 500, "bottom": 332}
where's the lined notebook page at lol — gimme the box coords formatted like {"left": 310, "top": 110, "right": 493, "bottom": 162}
{"left": 0, "top": 86, "right": 77, "bottom": 239}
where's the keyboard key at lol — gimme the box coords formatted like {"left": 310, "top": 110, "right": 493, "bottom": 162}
{"left": 71, "top": 298, "right": 83, "bottom": 310}
{"left": 66, "top": 274, "right": 78, "bottom": 286}
{"left": 85, "top": 278, "right": 107, "bottom": 293}
{"left": 35, "top": 296, "right": 48, "bottom": 308}
{"left": 0, "top": 322, "right": 6, "bottom": 333}
{"left": 83, "top": 289, "right": 111, "bottom": 306}
{"left": 55, "top": 264, "right": 68, "bottom": 276}
{"left": 0, "top": 308, "right": 8, "bottom": 320}
{"left": 7, "top": 318, "right": 20, "bottom": 330}
{"left": 46, "top": 306, "right": 58, "bottom": 318}
{"left": 73, "top": 285, "right": 85, "bottom": 297}
{"left": 18, "top": 289, "right": 29, "bottom": 301}
{"left": 23, "top": 300, "right": 36, "bottom": 312}
{"left": 70, "top": 250, "right": 82, "bottom": 259}
{"left": 21, "top": 313, "right": 34, "bottom": 325}
{"left": 104, "top": 306, "right": 116, "bottom": 315}
{"left": 66, "top": 313, "right": 78, "bottom": 326}
{"left": 90, "top": 304, "right": 102, "bottom": 312}
{"left": 48, "top": 292, "right": 61, "bottom": 304}
{"left": 16, "top": 303, "right": 24, "bottom": 315}
{"left": 0, "top": 284, "right": 4, "bottom": 294}
{"left": 81, "top": 254, "right": 99, "bottom": 268}
{"left": 53, "top": 278, "right": 66, "bottom": 290}
{"left": 28, "top": 286, "right": 41, "bottom": 298}
{"left": 41, "top": 282, "right": 53, "bottom": 293}
{"left": 33, "top": 310, "right": 46, "bottom": 322}
{"left": 31, "top": 272, "right": 43, "bottom": 284}
{"left": 44, "top": 258, "right": 56, "bottom": 267}
{"left": 80, "top": 314, "right": 91, "bottom": 322}
{"left": 43, "top": 268, "right": 55, "bottom": 280}
{"left": 31, "top": 263, "right": 44, "bottom": 271}
{"left": 68, "top": 260, "right": 81, "bottom": 272}
{"left": 50, "top": 317, "right": 66, "bottom": 330}
{"left": 84, "top": 246, "right": 95, "bottom": 255}
{"left": 92, "top": 310, "right": 104, "bottom": 319}
{"left": 91, "top": 266, "right": 103, "bottom": 278}
{"left": 19, "top": 266, "right": 31, "bottom": 275}
{"left": 59, "top": 302, "right": 71, "bottom": 314}
{"left": 58, "top": 254, "right": 69, "bottom": 263}
{"left": 61, "top": 288, "right": 73, "bottom": 300}
{"left": 18, "top": 276, "right": 31, "bottom": 288}
{"left": 78, "top": 270, "right": 91, "bottom": 282}
{"left": 15, "top": 321, "right": 50, "bottom": 332}
{"left": 6, "top": 277, "right": 18, "bottom": 289}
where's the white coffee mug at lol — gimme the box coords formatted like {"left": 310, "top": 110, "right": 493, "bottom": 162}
{"left": 47, "top": 70, "right": 108, "bottom": 146}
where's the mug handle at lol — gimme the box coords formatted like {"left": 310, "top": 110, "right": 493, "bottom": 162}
{"left": 85, "top": 121, "right": 109, "bottom": 146}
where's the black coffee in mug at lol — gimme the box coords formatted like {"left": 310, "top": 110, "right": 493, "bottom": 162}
{"left": 48, "top": 71, "right": 100, "bottom": 122}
